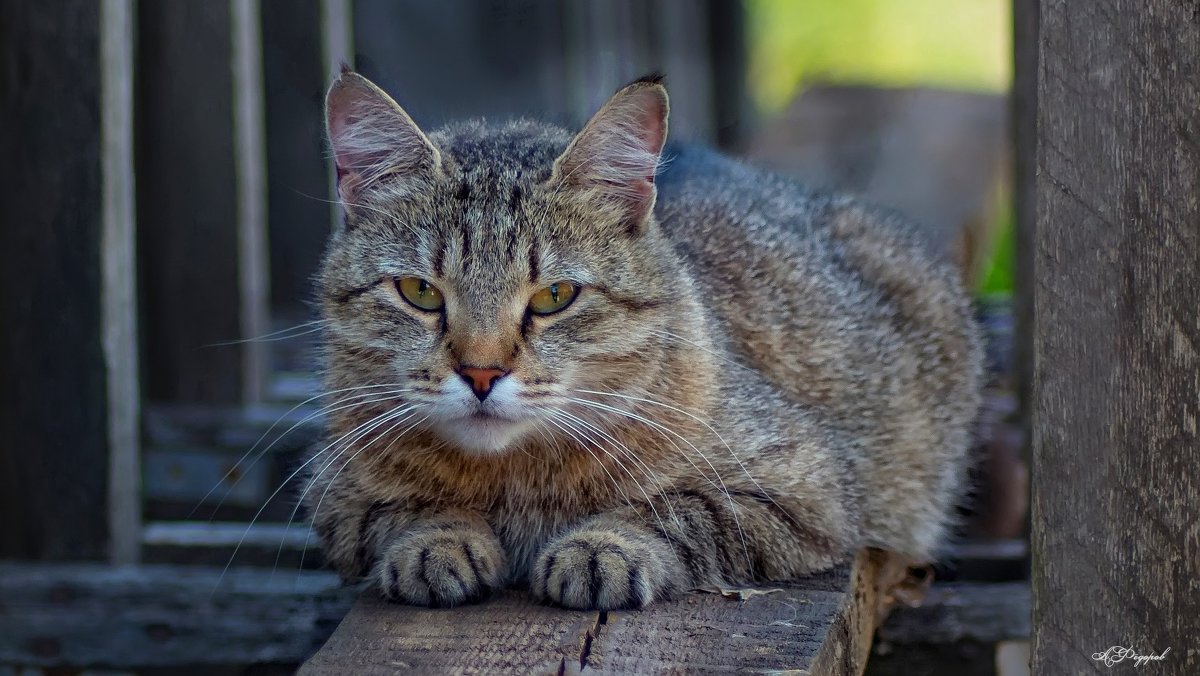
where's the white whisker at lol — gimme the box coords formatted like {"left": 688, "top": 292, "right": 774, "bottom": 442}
{"left": 552, "top": 409, "right": 683, "bottom": 533}
{"left": 193, "top": 385, "right": 413, "bottom": 520}
{"left": 204, "top": 320, "right": 331, "bottom": 347}
{"left": 294, "top": 407, "right": 429, "bottom": 578}
{"left": 564, "top": 393, "right": 752, "bottom": 568}
{"left": 215, "top": 401, "right": 416, "bottom": 592}
{"left": 543, "top": 412, "right": 638, "bottom": 516}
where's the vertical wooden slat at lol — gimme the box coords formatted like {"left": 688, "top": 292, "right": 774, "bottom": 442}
{"left": 320, "top": 0, "right": 354, "bottom": 232}
{"left": 1011, "top": 0, "right": 1036, "bottom": 568}
{"left": 319, "top": 0, "right": 354, "bottom": 81}
{"left": 101, "top": 0, "right": 141, "bottom": 565}
{"left": 564, "top": 0, "right": 648, "bottom": 124}
{"left": 0, "top": 0, "right": 111, "bottom": 560}
{"left": 563, "top": 0, "right": 721, "bottom": 142}
{"left": 706, "top": 0, "right": 748, "bottom": 150}
{"left": 231, "top": 0, "right": 270, "bottom": 404}
{"left": 137, "top": 1, "right": 243, "bottom": 404}
{"left": 651, "top": 0, "right": 715, "bottom": 141}
{"left": 1033, "top": 1, "right": 1200, "bottom": 673}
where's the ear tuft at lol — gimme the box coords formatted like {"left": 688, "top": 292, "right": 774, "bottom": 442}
{"left": 325, "top": 71, "right": 439, "bottom": 204}
{"left": 551, "top": 79, "right": 669, "bottom": 232}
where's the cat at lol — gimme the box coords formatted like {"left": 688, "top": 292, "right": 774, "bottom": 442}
{"left": 302, "top": 69, "right": 983, "bottom": 611}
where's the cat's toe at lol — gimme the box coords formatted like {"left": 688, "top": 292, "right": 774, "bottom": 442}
{"left": 532, "top": 527, "right": 675, "bottom": 610}
{"left": 377, "top": 530, "right": 505, "bottom": 607}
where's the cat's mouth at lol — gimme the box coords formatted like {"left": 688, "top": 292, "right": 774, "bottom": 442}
{"left": 435, "top": 410, "right": 531, "bottom": 455}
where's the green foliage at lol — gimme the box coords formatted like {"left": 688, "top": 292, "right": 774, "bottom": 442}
{"left": 978, "top": 200, "right": 1016, "bottom": 297}
{"left": 747, "top": 0, "right": 1011, "bottom": 112}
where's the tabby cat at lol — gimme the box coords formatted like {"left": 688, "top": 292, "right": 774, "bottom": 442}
{"left": 303, "top": 69, "right": 983, "bottom": 611}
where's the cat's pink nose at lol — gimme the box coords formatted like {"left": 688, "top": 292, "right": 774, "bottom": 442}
{"left": 457, "top": 366, "right": 508, "bottom": 401}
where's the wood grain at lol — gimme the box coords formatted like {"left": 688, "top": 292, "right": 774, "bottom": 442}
{"left": 99, "top": 0, "right": 142, "bottom": 566}
{"left": 303, "top": 549, "right": 900, "bottom": 675}
{"left": 1033, "top": 0, "right": 1200, "bottom": 673}
{"left": 0, "top": 563, "right": 353, "bottom": 668}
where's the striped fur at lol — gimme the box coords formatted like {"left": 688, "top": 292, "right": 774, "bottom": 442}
{"left": 304, "top": 72, "right": 984, "bottom": 610}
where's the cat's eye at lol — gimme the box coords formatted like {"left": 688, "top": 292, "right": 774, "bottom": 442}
{"left": 395, "top": 277, "right": 444, "bottom": 311}
{"left": 528, "top": 282, "right": 578, "bottom": 315}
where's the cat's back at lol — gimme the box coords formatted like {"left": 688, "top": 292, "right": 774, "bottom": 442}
{"left": 654, "top": 144, "right": 982, "bottom": 450}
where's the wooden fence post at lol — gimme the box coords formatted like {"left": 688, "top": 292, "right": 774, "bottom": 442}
{"left": 0, "top": 0, "right": 140, "bottom": 562}
{"left": 1033, "top": 1, "right": 1200, "bottom": 673}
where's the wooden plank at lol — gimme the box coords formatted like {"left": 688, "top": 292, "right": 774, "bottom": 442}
{"left": 0, "top": 563, "right": 353, "bottom": 668}
{"left": 562, "top": 0, "right": 721, "bottom": 142}
{"left": 648, "top": 0, "right": 715, "bottom": 141}
{"left": 301, "top": 591, "right": 599, "bottom": 675}
{"left": 562, "top": 0, "right": 650, "bottom": 125}
{"left": 1011, "top": 0, "right": 1036, "bottom": 555}
{"left": 319, "top": 0, "right": 354, "bottom": 232}
{"left": 1033, "top": 0, "right": 1200, "bottom": 673}
{"left": 141, "top": 521, "right": 323, "bottom": 569}
{"left": 303, "top": 549, "right": 904, "bottom": 675}
{"left": 706, "top": 0, "right": 748, "bottom": 150}
{"left": 136, "top": 0, "right": 244, "bottom": 404}
{"left": 875, "top": 582, "right": 1031, "bottom": 646}
{"left": 100, "top": 0, "right": 142, "bottom": 566}
{"left": 231, "top": 0, "right": 271, "bottom": 404}
{"left": 0, "top": 0, "right": 111, "bottom": 560}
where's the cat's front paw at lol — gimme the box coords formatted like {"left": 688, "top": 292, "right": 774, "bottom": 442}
{"left": 376, "top": 527, "right": 506, "bottom": 607}
{"left": 532, "top": 526, "right": 678, "bottom": 610}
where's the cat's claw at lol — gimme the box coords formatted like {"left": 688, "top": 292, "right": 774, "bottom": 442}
{"left": 376, "top": 529, "right": 506, "bottom": 607}
{"left": 532, "top": 527, "right": 676, "bottom": 610}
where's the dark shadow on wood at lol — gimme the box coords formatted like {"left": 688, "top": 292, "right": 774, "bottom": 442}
{"left": 0, "top": 0, "right": 111, "bottom": 561}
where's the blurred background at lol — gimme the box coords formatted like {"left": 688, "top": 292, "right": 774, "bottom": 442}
{"left": 0, "top": 1, "right": 1027, "bottom": 673}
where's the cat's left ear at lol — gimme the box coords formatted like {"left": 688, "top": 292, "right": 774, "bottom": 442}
{"left": 550, "top": 76, "right": 669, "bottom": 233}
{"left": 325, "top": 69, "right": 441, "bottom": 206}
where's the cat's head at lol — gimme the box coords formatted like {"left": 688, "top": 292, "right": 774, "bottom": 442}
{"left": 318, "top": 71, "right": 706, "bottom": 455}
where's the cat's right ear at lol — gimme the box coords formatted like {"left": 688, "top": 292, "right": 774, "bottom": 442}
{"left": 325, "top": 71, "right": 440, "bottom": 207}
{"left": 548, "top": 76, "right": 669, "bottom": 234}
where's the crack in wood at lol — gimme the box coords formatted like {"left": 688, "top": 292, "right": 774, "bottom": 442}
{"left": 578, "top": 610, "right": 607, "bottom": 670}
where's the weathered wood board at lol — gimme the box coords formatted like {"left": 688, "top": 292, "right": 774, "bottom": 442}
{"left": 1032, "top": 0, "right": 1200, "bottom": 673}
{"left": 0, "top": 563, "right": 353, "bottom": 669}
{"left": 302, "top": 549, "right": 901, "bottom": 675}
{"left": 0, "top": 0, "right": 112, "bottom": 562}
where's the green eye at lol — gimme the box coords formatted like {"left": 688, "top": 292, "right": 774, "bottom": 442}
{"left": 529, "top": 282, "right": 578, "bottom": 315}
{"left": 395, "top": 277, "right": 444, "bottom": 311}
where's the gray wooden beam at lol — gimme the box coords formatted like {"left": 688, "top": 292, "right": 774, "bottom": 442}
{"left": 100, "top": 0, "right": 142, "bottom": 566}
{"left": 231, "top": 0, "right": 272, "bottom": 404}
{"left": 319, "top": 0, "right": 354, "bottom": 232}
{"left": 1033, "top": 0, "right": 1200, "bottom": 672}
{"left": 0, "top": 0, "right": 112, "bottom": 561}
{"left": 1011, "top": 0, "right": 1036, "bottom": 558}
{"left": 0, "top": 563, "right": 353, "bottom": 669}
{"left": 302, "top": 549, "right": 904, "bottom": 675}
{"left": 876, "top": 582, "right": 1030, "bottom": 646}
